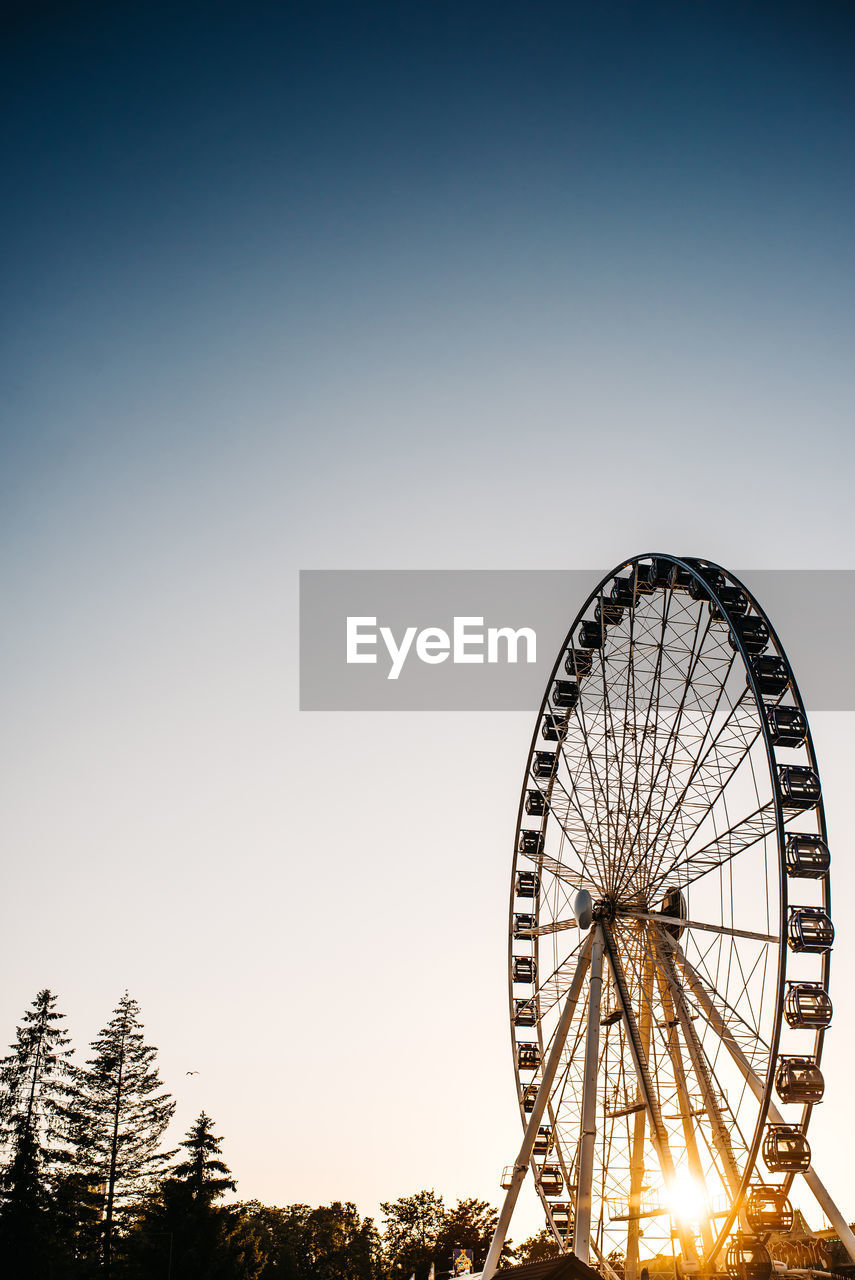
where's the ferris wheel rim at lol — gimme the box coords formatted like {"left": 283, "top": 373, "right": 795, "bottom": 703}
{"left": 507, "top": 553, "right": 831, "bottom": 1269}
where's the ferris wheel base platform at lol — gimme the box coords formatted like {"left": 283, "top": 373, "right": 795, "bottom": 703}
{"left": 489, "top": 1256, "right": 600, "bottom": 1280}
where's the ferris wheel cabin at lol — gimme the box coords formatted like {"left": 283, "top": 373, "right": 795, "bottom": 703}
{"left": 745, "top": 1185, "right": 794, "bottom": 1234}
{"left": 525, "top": 790, "right": 548, "bottom": 816}
{"left": 552, "top": 680, "right": 580, "bottom": 710}
{"left": 728, "top": 615, "right": 770, "bottom": 654}
{"left": 513, "top": 913, "right": 535, "bottom": 938}
{"left": 778, "top": 765, "right": 822, "bottom": 810}
{"left": 516, "top": 1041, "right": 541, "bottom": 1071}
{"left": 533, "top": 1125, "right": 552, "bottom": 1156}
{"left": 515, "top": 870, "right": 540, "bottom": 897}
{"left": 767, "top": 705, "right": 808, "bottom": 747}
{"left": 784, "top": 981, "right": 833, "bottom": 1029}
{"left": 518, "top": 829, "right": 544, "bottom": 857}
{"left": 787, "top": 906, "right": 835, "bottom": 953}
{"left": 725, "top": 1235, "right": 773, "bottom": 1280}
{"left": 513, "top": 999, "right": 536, "bottom": 1027}
{"left": 542, "top": 712, "right": 568, "bottom": 740}
{"left": 512, "top": 956, "right": 536, "bottom": 984}
{"left": 748, "top": 654, "right": 791, "bottom": 698}
{"left": 532, "top": 751, "right": 557, "bottom": 779}
{"left": 785, "top": 833, "right": 830, "bottom": 878}
{"left": 775, "top": 1055, "right": 825, "bottom": 1104}
{"left": 762, "top": 1124, "right": 812, "bottom": 1173}
{"left": 564, "top": 648, "right": 594, "bottom": 677}
{"left": 538, "top": 1165, "right": 564, "bottom": 1195}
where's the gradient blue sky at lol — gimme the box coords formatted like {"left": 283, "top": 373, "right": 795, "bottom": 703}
{"left": 2, "top": 0, "right": 855, "bottom": 1239}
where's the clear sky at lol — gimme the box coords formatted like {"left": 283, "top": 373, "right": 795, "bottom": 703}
{"left": 2, "top": 0, "right": 854, "bottom": 1244}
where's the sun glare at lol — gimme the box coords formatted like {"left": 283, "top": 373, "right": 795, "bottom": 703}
{"left": 667, "top": 1171, "right": 708, "bottom": 1225}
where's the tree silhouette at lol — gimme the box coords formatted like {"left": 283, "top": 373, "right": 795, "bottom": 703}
{"left": 129, "top": 1115, "right": 264, "bottom": 1280}
{"left": 0, "top": 989, "right": 75, "bottom": 1275}
{"left": 381, "top": 1188, "right": 445, "bottom": 1280}
{"left": 72, "top": 992, "right": 174, "bottom": 1276}
{"left": 434, "top": 1198, "right": 512, "bottom": 1273}
{"left": 241, "top": 1200, "right": 381, "bottom": 1280}
{"left": 515, "top": 1226, "right": 560, "bottom": 1264}
{"left": 172, "top": 1111, "right": 236, "bottom": 1203}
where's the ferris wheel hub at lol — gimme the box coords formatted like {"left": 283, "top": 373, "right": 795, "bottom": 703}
{"left": 573, "top": 889, "right": 593, "bottom": 930}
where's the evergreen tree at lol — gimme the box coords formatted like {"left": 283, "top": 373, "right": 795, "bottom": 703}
{"left": 128, "top": 1117, "right": 263, "bottom": 1280}
{"left": 72, "top": 992, "right": 175, "bottom": 1276}
{"left": 0, "top": 988, "right": 75, "bottom": 1276}
{"left": 172, "top": 1111, "right": 236, "bottom": 1203}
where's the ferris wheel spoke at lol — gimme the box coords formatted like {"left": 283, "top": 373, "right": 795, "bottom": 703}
{"left": 637, "top": 628, "right": 740, "bottom": 896}
{"left": 534, "top": 936, "right": 589, "bottom": 1018}
{"left": 642, "top": 690, "right": 762, "bottom": 895}
{"left": 601, "top": 588, "right": 639, "bottom": 895}
{"left": 519, "top": 910, "right": 777, "bottom": 945}
{"left": 619, "top": 910, "right": 778, "bottom": 946}
{"left": 599, "top": 583, "right": 674, "bottom": 894}
{"left": 532, "top": 850, "right": 599, "bottom": 898}
{"left": 605, "top": 587, "right": 672, "bottom": 894}
{"left": 545, "top": 768, "right": 611, "bottom": 887}
{"left": 666, "top": 934, "right": 771, "bottom": 1070}
{"left": 682, "top": 923, "right": 774, "bottom": 1055}
{"left": 517, "top": 917, "right": 578, "bottom": 938}
{"left": 639, "top": 600, "right": 731, "bottom": 866}
{"left": 611, "top": 588, "right": 706, "bottom": 895}
{"left": 646, "top": 800, "right": 777, "bottom": 899}
{"left": 594, "top": 597, "right": 619, "bottom": 890}
{"left": 558, "top": 676, "right": 615, "bottom": 889}
{"left": 545, "top": 712, "right": 621, "bottom": 890}
{"left": 578, "top": 580, "right": 648, "bottom": 902}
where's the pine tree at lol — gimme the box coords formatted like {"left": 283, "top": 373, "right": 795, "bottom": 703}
{"left": 172, "top": 1111, "right": 236, "bottom": 1203}
{"left": 0, "top": 989, "right": 75, "bottom": 1274}
{"left": 128, "top": 1113, "right": 264, "bottom": 1280}
{"left": 73, "top": 992, "right": 175, "bottom": 1276}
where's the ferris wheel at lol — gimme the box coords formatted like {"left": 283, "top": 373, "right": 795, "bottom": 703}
{"left": 483, "top": 555, "right": 855, "bottom": 1280}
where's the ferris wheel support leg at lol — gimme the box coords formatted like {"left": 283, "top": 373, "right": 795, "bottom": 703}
{"left": 626, "top": 950, "right": 654, "bottom": 1280}
{"left": 652, "top": 932, "right": 743, "bottom": 1203}
{"left": 602, "top": 925, "right": 699, "bottom": 1267}
{"left": 481, "top": 934, "right": 594, "bottom": 1280}
{"left": 671, "top": 940, "right": 855, "bottom": 1266}
{"left": 654, "top": 965, "right": 716, "bottom": 1261}
{"left": 575, "top": 925, "right": 605, "bottom": 1266}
